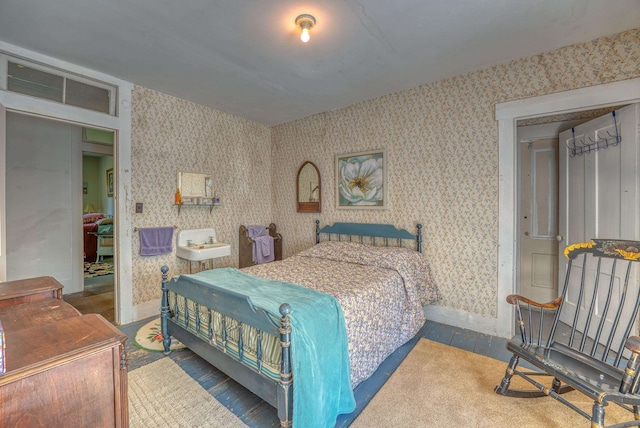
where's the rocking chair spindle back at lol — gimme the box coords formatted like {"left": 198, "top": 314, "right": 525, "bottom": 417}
{"left": 495, "top": 239, "right": 640, "bottom": 427}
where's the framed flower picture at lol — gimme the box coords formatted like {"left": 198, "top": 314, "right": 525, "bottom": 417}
{"left": 106, "top": 168, "right": 114, "bottom": 197}
{"left": 336, "top": 149, "right": 386, "bottom": 209}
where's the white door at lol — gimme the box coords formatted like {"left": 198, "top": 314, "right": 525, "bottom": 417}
{"left": 520, "top": 138, "right": 559, "bottom": 302}
{"left": 0, "top": 102, "right": 5, "bottom": 281}
{"left": 558, "top": 104, "right": 639, "bottom": 340}
{"left": 5, "top": 113, "right": 83, "bottom": 291}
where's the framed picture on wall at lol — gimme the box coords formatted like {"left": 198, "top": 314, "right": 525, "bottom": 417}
{"left": 106, "top": 168, "right": 114, "bottom": 197}
{"left": 336, "top": 149, "right": 386, "bottom": 209}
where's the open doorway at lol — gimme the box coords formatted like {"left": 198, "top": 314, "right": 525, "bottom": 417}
{"left": 515, "top": 104, "right": 633, "bottom": 302}
{"left": 69, "top": 128, "right": 115, "bottom": 321}
{"left": 492, "top": 78, "right": 640, "bottom": 339}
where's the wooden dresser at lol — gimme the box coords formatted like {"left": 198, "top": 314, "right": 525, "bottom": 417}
{"left": 0, "top": 277, "right": 128, "bottom": 427}
{"left": 0, "top": 276, "right": 63, "bottom": 309}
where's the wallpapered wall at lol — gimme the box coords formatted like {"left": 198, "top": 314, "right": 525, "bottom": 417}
{"left": 129, "top": 28, "right": 639, "bottom": 315}
{"left": 131, "top": 88, "right": 272, "bottom": 304}
{"left": 270, "top": 28, "right": 640, "bottom": 319}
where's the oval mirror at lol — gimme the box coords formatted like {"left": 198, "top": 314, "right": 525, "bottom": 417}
{"left": 296, "top": 161, "right": 321, "bottom": 213}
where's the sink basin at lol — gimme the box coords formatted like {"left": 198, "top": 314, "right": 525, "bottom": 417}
{"left": 176, "top": 242, "right": 231, "bottom": 261}
{"left": 176, "top": 228, "right": 231, "bottom": 261}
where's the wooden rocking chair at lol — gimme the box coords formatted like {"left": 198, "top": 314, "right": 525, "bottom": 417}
{"left": 495, "top": 239, "right": 640, "bottom": 427}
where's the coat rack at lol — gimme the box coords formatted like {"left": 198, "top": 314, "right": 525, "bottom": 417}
{"left": 567, "top": 111, "right": 621, "bottom": 157}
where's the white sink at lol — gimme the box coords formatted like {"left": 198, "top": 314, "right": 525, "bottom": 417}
{"left": 176, "top": 242, "right": 231, "bottom": 261}
{"left": 176, "top": 228, "right": 231, "bottom": 261}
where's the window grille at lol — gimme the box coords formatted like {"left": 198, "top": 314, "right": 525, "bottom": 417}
{"left": 2, "top": 54, "right": 116, "bottom": 116}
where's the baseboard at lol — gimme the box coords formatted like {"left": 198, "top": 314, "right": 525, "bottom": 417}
{"left": 133, "top": 298, "right": 161, "bottom": 322}
{"left": 423, "top": 305, "right": 513, "bottom": 338}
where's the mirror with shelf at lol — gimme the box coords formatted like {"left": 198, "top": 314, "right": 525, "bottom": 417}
{"left": 178, "top": 172, "right": 213, "bottom": 200}
{"left": 296, "top": 161, "right": 321, "bottom": 213}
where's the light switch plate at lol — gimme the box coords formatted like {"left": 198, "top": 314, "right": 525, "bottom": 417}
{"left": 135, "top": 203, "right": 143, "bottom": 213}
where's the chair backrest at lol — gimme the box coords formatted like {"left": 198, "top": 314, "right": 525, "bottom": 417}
{"left": 547, "top": 240, "right": 640, "bottom": 368}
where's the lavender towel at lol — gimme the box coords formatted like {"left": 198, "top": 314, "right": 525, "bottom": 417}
{"left": 139, "top": 227, "right": 174, "bottom": 256}
{"left": 246, "top": 225, "right": 274, "bottom": 264}
{"left": 246, "top": 225, "right": 267, "bottom": 239}
{"left": 253, "top": 235, "right": 275, "bottom": 264}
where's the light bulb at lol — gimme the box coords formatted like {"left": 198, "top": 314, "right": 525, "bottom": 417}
{"left": 301, "top": 27, "right": 310, "bottom": 43}
{"left": 295, "top": 14, "right": 315, "bottom": 43}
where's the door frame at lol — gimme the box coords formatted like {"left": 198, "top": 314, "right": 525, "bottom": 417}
{"left": 0, "top": 102, "right": 4, "bottom": 282}
{"left": 0, "top": 41, "right": 134, "bottom": 325}
{"left": 496, "top": 77, "right": 640, "bottom": 339}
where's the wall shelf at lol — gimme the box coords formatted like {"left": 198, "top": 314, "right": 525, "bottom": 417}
{"left": 175, "top": 204, "right": 220, "bottom": 214}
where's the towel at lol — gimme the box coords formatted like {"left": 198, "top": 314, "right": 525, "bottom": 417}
{"left": 139, "top": 227, "right": 174, "bottom": 256}
{"left": 188, "top": 268, "right": 355, "bottom": 428}
{"left": 253, "top": 235, "right": 274, "bottom": 264}
{"left": 246, "top": 225, "right": 267, "bottom": 239}
{"left": 246, "top": 225, "right": 274, "bottom": 264}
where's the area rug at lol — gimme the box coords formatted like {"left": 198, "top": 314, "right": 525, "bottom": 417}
{"left": 133, "top": 318, "right": 187, "bottom": 352}
{"left": 84, "top": 261, "right": 113, "bottom": 278}
{"left": 128, "top": 357, "right": 248, "bottom": 427}
{"left": 351, "top": 338, "right": 629, "bottom": 427}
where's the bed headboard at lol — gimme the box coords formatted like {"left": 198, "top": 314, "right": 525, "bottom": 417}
{"left": 315, "top": 220, "right": 422, "bottom": 253}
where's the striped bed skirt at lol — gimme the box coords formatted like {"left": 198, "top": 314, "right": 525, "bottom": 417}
{"left": 168, "top": 290, "right": 282, "bottom": 382}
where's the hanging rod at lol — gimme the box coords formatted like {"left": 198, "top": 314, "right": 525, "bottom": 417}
{"left": 567, "top": 111, "right": 621, "bottom": 157}
{"left": 133, "top": 225, "right": 178, "bottom": 232}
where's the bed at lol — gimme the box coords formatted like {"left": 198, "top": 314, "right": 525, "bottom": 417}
{"left": 160, "top": 221, "right": 440, "bottom": 428}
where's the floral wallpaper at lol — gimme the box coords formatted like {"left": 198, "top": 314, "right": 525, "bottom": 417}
{"left": 130, "top": 28, "right": 640, "bottom": 319}
{"left": 270, "top": 28, "right": 640, "bottom": 318}
{"left": 130, "top": 88, "right": 272, "bottom": 304}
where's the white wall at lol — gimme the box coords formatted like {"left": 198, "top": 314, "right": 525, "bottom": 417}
{"left": 82, "top": 156, "right": 101, "bottom": 211}
{"left": 82, "top": 155, "right": 114, "bottom": 215}
{"left": 6, "top": 112, "right": 84, "bottom": 292}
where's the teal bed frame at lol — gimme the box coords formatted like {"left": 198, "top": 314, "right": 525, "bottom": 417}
{"left": 160, "top": 221, "right": 422, "bottom": 427}
{"left": 315, "top": 220, "right": 422, "bottom": 253}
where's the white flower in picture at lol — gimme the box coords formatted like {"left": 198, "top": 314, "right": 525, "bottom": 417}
{"left": 336, "top": 150, "right": 386, "bottom": 209}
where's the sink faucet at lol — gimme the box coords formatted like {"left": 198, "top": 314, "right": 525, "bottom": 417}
{"left": 209, "top": 236, "right": 214, "bottom": 244}
{"left": 187, "top": 239, "right": 192, "bottom": 246}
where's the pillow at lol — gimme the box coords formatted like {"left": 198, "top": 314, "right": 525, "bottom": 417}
{"left": 83, "top": 213, "right": 104, "bottom": 224}
{"left": 298, "top": 241, "right": 441, "bottom": 306}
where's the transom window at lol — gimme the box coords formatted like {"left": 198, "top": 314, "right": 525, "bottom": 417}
{"left": 1, "top": 54, "right": 117, "bottom": 116}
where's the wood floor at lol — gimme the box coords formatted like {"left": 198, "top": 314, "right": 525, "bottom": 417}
{"left": 64, "top": 275, "right": 114, "bottom": 322}
{"left": 118, "top": 316, "right": 514, "bottom": 428}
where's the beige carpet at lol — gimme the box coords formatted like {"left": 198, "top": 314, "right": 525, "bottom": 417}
{"left": 352, "top": 339, "right": 631, "bottom": 427}
{"left": 128, "top": 357, "right": 248, "bottom": 427}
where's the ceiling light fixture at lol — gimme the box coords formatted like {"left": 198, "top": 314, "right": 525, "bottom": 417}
{"left": 295, "top": 14, "right": 316, "bottom": 43}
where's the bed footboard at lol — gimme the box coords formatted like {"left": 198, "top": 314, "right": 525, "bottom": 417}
{"left": 159, "top": 266, "right": 293, "bottom": 427}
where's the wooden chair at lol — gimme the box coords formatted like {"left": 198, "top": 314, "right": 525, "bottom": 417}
{"left": 96, "top": 217, "right": 114, "bottom": 262}
{"left": 495, "top": 239, "right": 640, "bottom": 427}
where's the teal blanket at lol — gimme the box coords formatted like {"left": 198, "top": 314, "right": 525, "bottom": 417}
{"left": 187, "top": 268, "right": 355, "bottom": 428}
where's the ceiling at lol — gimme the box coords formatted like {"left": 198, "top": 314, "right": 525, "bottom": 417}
{"left": 0, "top": 1, "right": 638, "bottom": 126}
